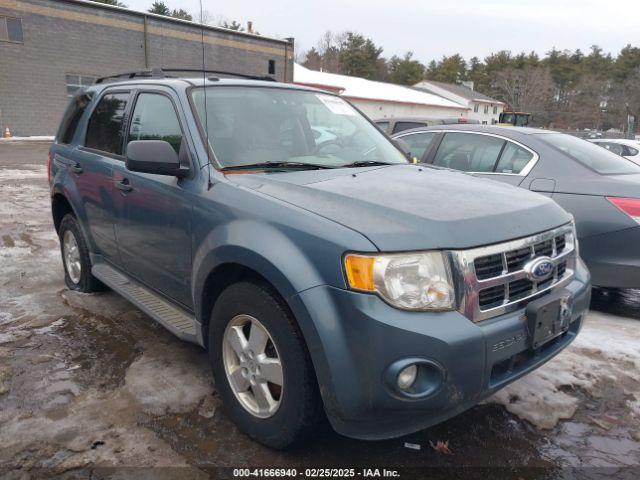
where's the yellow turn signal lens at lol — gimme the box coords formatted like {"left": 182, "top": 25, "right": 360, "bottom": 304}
{"left": 344, "top": 255, "right": 375, "bottom": 291}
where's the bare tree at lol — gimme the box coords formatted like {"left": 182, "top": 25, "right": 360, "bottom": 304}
{"left": 197, "top": 10, "right": 226, "bottom": 26}
{"left": 607, "top": 67, "right": 640, "bottom": 132}
{"left": 492, "top": 66, "right": 555, "bottom": 126}
{"left": 316, "top": 31, "right": 347, "bottom": 73}
{"left": 560, "top": 74, "right": 609, "bottom": 129}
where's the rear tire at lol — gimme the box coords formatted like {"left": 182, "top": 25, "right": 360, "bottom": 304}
{"left": 209, "top": 281, "right": 322, "bottom": 449}
{"left": 58, "top": 214, "right": 103, "bottom": 292}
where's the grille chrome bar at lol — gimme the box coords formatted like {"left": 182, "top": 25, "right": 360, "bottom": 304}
{"left": 449, "top": 223, "right": 577, "bottom": 322}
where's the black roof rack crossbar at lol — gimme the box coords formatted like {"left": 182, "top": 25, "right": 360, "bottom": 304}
{"left": 160, "top": 68, "right": 275, "bottom": 81}
{"left": 95, "top": 68, "right": 165, "bottom": 84}
{"left": 95, "top": 68, "right": 275, "bottom": 84}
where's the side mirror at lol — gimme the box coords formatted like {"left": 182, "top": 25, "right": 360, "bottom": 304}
{"left": 126, "top": 140, "right": 186, "bottom": 177}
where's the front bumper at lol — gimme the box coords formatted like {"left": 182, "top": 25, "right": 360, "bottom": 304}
{"left": 580, "top": 226, "right": 640, "bottom": 288}
{"left": 291, "top": 259, "right": 591, "bottom": 440}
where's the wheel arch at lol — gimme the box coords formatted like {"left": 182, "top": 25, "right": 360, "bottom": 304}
{"left": 51, "top": 190, "right": 83, "bottom": 232}
{"left": 198, "top": 261, "right": 285, "bottom": 349}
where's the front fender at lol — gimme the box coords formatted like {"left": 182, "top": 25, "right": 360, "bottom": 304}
{"left": 192, "top": 219, "right": 330, "bottom": 316}
{"left": 191, "top": 218, "right": 367, "bottom": 413}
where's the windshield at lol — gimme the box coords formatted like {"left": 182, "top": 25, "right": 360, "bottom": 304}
{"left": 190, "top": 87, "right": 408, "bottom": 169}
{"left": 537, "top": 133, "right": 640, "bottom": 175}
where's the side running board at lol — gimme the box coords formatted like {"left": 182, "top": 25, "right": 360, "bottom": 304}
{"left": 92, "top": 262, "right": 202, "bottom": 346}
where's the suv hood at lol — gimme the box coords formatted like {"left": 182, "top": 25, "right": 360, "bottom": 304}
{"left": 229, "top": 165, "right": 571, "bottom": 251}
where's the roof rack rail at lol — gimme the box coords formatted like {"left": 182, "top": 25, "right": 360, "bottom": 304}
{"left": 160, "top": 68, "right": 276, "bottom": 82}
{"left": 95, "top": 68, "right": 165, "bottom": 84}
{"left": 95, "top": 67, "right": 275, "bottom": 84}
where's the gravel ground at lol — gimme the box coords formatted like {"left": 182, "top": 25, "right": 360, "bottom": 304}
{"left": 0, "top": 142, "right": 639, "bottom": 479}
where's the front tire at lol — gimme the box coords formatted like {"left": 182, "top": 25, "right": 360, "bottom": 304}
{"left": 209, "top": 281, "right": 322, "bottom": 448}
{"left": 58, "top": 214, "right": 103, "bottom": 292}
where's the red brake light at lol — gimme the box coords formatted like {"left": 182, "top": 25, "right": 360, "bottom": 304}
{"left": 457, "top": 117, "right": 468, "bottom": 124}
{"left": 607, "top": 197, "right": 640, "bottom": 224}
{"left": 47, "top": 152, "right": 52, "bottom": 183}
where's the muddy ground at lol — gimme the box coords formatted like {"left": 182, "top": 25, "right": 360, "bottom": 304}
{"left": 0, "top": 141, "right": 639, "bottom": 479}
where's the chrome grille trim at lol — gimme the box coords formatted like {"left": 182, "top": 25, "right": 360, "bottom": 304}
{"left": 448, "top": 223, "right": 577, "bottom": 322}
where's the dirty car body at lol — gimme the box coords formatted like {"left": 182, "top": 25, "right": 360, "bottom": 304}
{"left": 49, "top": 76, "right": 591, "bottom": 446}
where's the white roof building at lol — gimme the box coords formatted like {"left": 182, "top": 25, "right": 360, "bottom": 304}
{"left": 413, "top": 80, "right": 505, "bottom": 125}
{"left": 294, "top": 64, "right": 469, "bottom": 120}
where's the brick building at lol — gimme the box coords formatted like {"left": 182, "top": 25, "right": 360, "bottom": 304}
{"left": 0, "top": 0, "right": 295, "bottom": 136}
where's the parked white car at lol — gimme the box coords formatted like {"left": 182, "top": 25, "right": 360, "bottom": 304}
{"left": 589, "top": 138, "right": 640, "bottom": 165}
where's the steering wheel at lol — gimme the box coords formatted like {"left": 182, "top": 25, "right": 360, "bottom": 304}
{"left": 316, "top": 138, "right": 344, "bottom": 154}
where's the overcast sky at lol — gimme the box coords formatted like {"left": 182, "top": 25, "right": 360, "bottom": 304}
{"left": 126, "top": 0, "right": 640, "bottom": 63}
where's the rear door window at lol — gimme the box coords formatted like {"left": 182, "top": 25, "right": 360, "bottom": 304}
{"left": 85, "top": 92, "right": 130, "bottom": 155}
{"left": 392, "top": 121, "right": 427, "bottom": 134}
{"left": 623, "top": 145, "right": 639, "bottom": 157}
{"left": 495, "top": 141, "right": 534, "bottom": 174}
{"left": 433, "top": 133, "right": 504, "bottom": 172}
{"left": 56, "top": 92, "right": 93, "bottom": 145}
{"left": 398, "top": 132, "right": 437, "bottom": 161}
{"left": 128, "top": 93, "right": 183, "bottom": 154}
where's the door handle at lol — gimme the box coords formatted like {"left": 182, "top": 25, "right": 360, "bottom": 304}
{"left": 115, "top": 178, "right": 132, "bottom": 192}
{"left": 69, "top": 162, "right": 83, "bottom": 174}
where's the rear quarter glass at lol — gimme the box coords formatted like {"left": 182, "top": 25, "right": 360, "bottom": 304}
{"left": 56, "top": 92, "right": 93, "bottom": 144}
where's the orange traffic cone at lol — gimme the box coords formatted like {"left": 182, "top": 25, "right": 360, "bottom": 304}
{"left": 3, "top": 127, "right": 11, "bottom": 138}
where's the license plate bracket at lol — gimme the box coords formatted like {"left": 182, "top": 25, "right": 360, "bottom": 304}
{"left": 526, "top": 292, "right": 573, "bottom": 349}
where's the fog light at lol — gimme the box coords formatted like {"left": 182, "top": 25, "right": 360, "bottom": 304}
{"left": 397, "top": 364, "right": 418, "bottom": 391}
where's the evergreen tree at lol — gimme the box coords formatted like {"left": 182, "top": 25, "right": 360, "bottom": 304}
{"left": 148, "top": 1, "right": 170, "bottom": 16}
{"left": 93, "top": 0, "right": 127, "bottom": 6}
{"left": 338, "top": 32, "right": 384, "bottom": 80}
{"left": 387, "top": 52, "right": 425, "bottom": 85}
{"left": 171, "top": 9, "right": 192, "bottom": 21}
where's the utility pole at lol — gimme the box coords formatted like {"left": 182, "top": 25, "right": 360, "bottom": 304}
{"left": 625, "top": 103, "right": 636, "bottom": 140}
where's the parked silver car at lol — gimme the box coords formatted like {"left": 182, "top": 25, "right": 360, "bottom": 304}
{"left": 393, "top": 125, "right": 640, "bottom": 289}
{"left": 590, "top": 138, "right": 640, "bottom": 165}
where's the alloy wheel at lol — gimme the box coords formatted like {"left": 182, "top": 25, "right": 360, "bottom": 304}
{"left": 62, "top": 230, "right": 82, "bottom": 284}
{"left": 222, "top": 314, "right": 284, "bottom": 418}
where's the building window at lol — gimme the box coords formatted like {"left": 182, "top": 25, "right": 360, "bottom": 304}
{"left": 483, "top": 105, "right": 489, "bottom": 114}
{"left": 473, "top": 104, "right": 479, "bottom": 113}
{"left": 65, "top": 74, "right": 96, "bottom": 97}
{"left": 493, "top": 106, "right": 498, "bottom": 114}
{"left": 0, "top": 16, "right": 23, "bottom": 43}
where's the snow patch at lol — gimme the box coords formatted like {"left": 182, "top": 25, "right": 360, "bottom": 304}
{"left": 0, "top": 168, "right": 47, "bottom": 180}
{"left": 0, "top": 136, "right": 54, "bottom": 142}
{"left": 124, "top": 346, "right": 213, "bottom": 415}
{"left": 488, "top": 311, "right": 640, "bottom": 429}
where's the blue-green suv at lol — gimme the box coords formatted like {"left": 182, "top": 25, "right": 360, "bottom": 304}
{"left": 49, "top": 71, "right": 591, "bottom": 448}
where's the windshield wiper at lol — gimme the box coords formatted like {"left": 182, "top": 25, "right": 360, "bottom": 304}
{"left": 221, "top": 161, "right": 335, "bottom": 171}
{"left": 340, "top": 160, "right": 397, "bottom": 168}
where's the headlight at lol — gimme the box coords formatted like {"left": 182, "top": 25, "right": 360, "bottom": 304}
{"left": 570, "top": 222, "right": 579, "bottom": 255}
{"left": 344, "top": 251, "right": 455, "bottom": 311}
{"left": 564, "top": 219, "right": 578, "bottom": 255}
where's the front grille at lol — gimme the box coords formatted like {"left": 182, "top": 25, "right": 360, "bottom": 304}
{"left": 478, "top": 285, "right": 506, "bottom": 309}
{"left": 508, "top": 278, "right": 533, "bottom": 301}
{"left": 454, "top": 225, "right": 576, "bottom": 322}
{"left": 505, "top": 246, "right": 533, "bottom": 272}
{"left": 535, "top": 239, "right": 553, "bottom": 257}
{"left": 475, "top": 253, "right": 504, "bottom": 280}
{"left": 557, "top": 261, "right": 566, "bottom": 278}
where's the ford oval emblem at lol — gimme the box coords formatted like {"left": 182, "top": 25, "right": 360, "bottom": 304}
{"left": 524, "top": 257, "right": 555, "bottom": 282}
